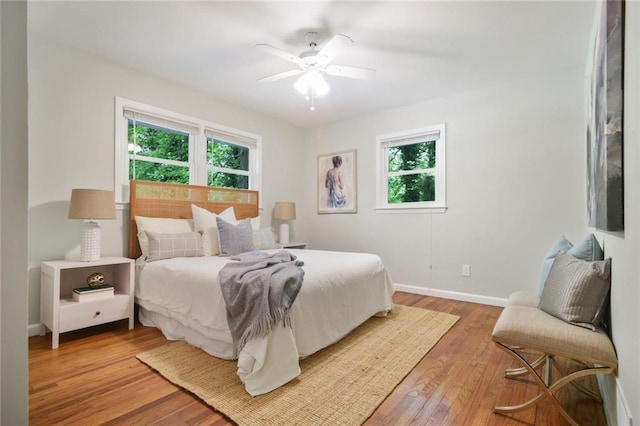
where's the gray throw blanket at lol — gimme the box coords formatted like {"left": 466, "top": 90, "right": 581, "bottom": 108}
{"left": 219, "top": 250, "right": 304, "bottom": 358}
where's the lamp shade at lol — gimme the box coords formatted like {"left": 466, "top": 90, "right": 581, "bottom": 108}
{"left": 68, "top": 189, "right": 117, "bottom": 220}
{"left": 273, "top": 202, "right": 296, "bottom": 221}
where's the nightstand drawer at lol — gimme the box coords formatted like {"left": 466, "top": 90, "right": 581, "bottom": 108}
{"left": 59, "top": 295, "right": 130, "bottom": 333}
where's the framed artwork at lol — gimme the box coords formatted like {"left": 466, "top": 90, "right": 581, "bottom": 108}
{"left": 318, "top": 149, "right": 357, "bottom": 214}
{"left": 586, "top": 0, "right": 624, "bottom": 231}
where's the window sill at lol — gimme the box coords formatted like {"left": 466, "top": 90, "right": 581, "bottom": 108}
{"left": 375, "top": 206, "right": 447, "bottom": 214}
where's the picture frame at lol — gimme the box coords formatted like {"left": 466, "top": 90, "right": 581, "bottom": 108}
{"left": 586, "top": 0, "right": 624, "bottom": 231}
{"left": 318, "top": 149, "right": 357, "bottom": 214}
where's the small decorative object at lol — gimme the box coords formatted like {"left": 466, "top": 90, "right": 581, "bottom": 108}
{"left": 87, "top": 272, "right": 106, "bottom": 288}
{"left": 318, "top": 149, "right": 357, "bottom": 214}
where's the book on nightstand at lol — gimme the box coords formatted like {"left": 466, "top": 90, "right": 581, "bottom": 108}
{"left": 72, "top": 284, "right": 114, "bottom": 302}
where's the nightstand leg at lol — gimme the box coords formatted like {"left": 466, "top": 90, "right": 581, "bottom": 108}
{"left": 52, "top": 331, "right": 59, "bottom": 349}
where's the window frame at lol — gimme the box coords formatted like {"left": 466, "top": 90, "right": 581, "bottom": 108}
{"left": 375, "top": 123, "right": 446, "bottom": 213}
{"left": 114, "top": 97, "right": 261, "bottom": 204}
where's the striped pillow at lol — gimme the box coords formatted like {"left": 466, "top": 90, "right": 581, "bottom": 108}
{"left": 538, "top": 252, "right": 611, "bottom": 330}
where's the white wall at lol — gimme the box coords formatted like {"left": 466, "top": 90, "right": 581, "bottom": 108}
{"left": 1, "top": 0, "right": 29, "bottom": 423}
{"left": 27, "top": 35, "right": 305, "bottom": 326}
{"left": 303, "top": 69, "right": 586, "bottom": 302}
{"left": 591, "top": 1, "right": 640, "bottom": 422}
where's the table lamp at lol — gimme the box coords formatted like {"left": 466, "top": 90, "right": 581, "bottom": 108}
{"left": 273, "top": 201, "right": 296, "bottom": 244}
{"left": 68, "top": 189, "right": 117, "bottom": 262}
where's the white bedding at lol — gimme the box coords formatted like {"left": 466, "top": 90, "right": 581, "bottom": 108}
{"left": 135, "top": 249, "right": 394, "bottom": 394}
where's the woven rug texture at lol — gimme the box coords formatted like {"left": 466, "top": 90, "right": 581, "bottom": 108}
{"left": 136, "top": 304, "right": 459, "bottom": 426}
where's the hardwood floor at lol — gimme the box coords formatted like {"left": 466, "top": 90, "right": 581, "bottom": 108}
{"left": 29, "top": 293, "right": 607, "bottom": 425}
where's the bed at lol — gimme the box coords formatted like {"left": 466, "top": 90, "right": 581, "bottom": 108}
{"left": 129, "top": 180, "right": 394, "bottom": 395}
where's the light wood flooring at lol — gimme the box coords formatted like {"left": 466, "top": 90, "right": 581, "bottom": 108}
{"left": 29, "top": 292, "right": 607, "bottom": 425}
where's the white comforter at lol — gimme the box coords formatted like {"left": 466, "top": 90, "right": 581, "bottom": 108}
{"left": 135, "top": 249, "right": 394, "bottom": 395}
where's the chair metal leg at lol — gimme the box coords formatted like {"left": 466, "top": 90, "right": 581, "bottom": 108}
{"left": 553, "top": 357, "right": 604, "bottom": 402}
{"left": 504, "top": 353, "right": 546, "bottom": 378}
{"left": 493, "top": 341, "right": 614, "bottom": 426}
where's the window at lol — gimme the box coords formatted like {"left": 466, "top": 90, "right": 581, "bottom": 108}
{"left": 205, "top": 129, "right": 255, "bottom": 190}
{"left": 376, "top": 124, "right": 446, "bottom": 212}
{"left": 115, "top": 97, "right": 261, "bottom": 203}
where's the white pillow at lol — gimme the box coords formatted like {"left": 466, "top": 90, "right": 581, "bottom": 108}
{"left": 219, "top": 207, "right": 261, "bottom": 230}
{"left": 191, "top": 204, "right": 236, "bottom": 256}
{"left": 135, "top": 216, "right": 194, "bottom": 258}
{"left": 249, "top": 215, "right": 261, "bottom": 230}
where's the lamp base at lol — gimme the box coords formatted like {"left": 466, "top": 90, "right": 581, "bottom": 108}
{"left": 279, "top": 223, "right": 290, "bottom": 244}
{"left": 80, "top": 220, "right": 101, "bottom": 262}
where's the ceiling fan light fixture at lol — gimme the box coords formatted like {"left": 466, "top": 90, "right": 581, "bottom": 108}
{"left": 293, "top": 74, "right": 309, "bottom": 95}
{"left": 294, "top": 70, "right": 330, "bottom": 97}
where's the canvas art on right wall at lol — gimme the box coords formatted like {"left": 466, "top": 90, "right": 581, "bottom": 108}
{"left": 587, "top": 0, "right": 625, "bottom": 231}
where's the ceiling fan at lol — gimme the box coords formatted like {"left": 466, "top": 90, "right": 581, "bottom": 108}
{"left": 256, "top": 32, "right": 376, "bottom": 110}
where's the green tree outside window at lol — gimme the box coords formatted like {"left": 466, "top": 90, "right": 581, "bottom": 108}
{"left": 128, "top": 121, "right": 251, "bottom": 189}
{"left": 387, "top": 140, "right": 436, "bottom": 203}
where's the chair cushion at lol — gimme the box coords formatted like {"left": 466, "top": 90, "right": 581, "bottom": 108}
{"left": 507, "top": 291, "right": 539, "bottom": 307}
{"left": 492, "top": 305, "right": 617, "bottom": 368}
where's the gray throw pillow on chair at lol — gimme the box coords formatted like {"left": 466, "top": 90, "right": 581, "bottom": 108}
{"left": 538, "top": 252, "right": 611, "bottom": 331}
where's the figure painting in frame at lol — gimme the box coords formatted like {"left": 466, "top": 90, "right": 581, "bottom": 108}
{"left": 318, "top": 149, "right": 357, "bottom": 214}
{"left": 587, "top": 0, "right": 624, "bottom": 231}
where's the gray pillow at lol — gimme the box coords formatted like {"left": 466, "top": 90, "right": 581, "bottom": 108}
{"left": 252, "top": 228, "right": 278, "bottom": 250}
{"left": 145, "top": 231, "right": 202, "bottom": 262}
{"left": 538, "top": 252, "right": 611, "bottom": 330}
{"left": 216, "top": 217, "right": 256, "bottom": 256}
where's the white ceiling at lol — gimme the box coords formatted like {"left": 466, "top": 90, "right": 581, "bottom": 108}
{"left": 28, "top": 1, "right": 596, "bottom": 128}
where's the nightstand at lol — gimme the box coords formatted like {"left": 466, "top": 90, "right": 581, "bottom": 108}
{"left": 278, "top": 242, "right": 307, "bottom": 249}
{"left": 40, "top": 257, "right": 135, "bottom": 349}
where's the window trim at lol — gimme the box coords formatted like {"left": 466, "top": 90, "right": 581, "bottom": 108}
{"left": 114, "top": 97, "right": 262, "bottom": 204}
{"left": 375, "top": 123, "right": 447, "bottom": 213}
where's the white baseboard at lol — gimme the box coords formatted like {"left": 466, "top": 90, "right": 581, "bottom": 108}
{"left": 393, "top": 283, "right": 508, "bottom": 307}
{"left": 598, "top": 373, "right": 616, "bottom": 426}
{"left": 597, "top": 373, "right": 633, "bottom": 426}
{"left": 28, "top": 323, "right": 42, "bottom": 337}
{"left": 616, "top": 378, "right": 633, "bottom": 426}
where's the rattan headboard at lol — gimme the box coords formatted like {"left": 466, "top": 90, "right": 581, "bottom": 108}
{"left": 128, "top": 180, "right": 259, "bottom": 259}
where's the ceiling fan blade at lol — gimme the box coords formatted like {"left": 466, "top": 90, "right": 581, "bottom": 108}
{"left": 316, "top": 34, "right": 354, "bottom": 64}
{"left": 257, "top": 69, "right": 303, "bottom": 84}
{"left": 325, "top": 65, "right": 376, "bottom": 80}
{"left": 256, "top": 43, "right": 304, "bottom": 66}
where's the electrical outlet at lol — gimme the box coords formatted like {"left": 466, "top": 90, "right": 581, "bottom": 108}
{"left": 462, "top": 264, "right": 470, "bottom": 277}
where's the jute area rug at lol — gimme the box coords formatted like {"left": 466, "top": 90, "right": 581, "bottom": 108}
{"left": 136, "top": 304, "right": 459, "bottom": 425}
